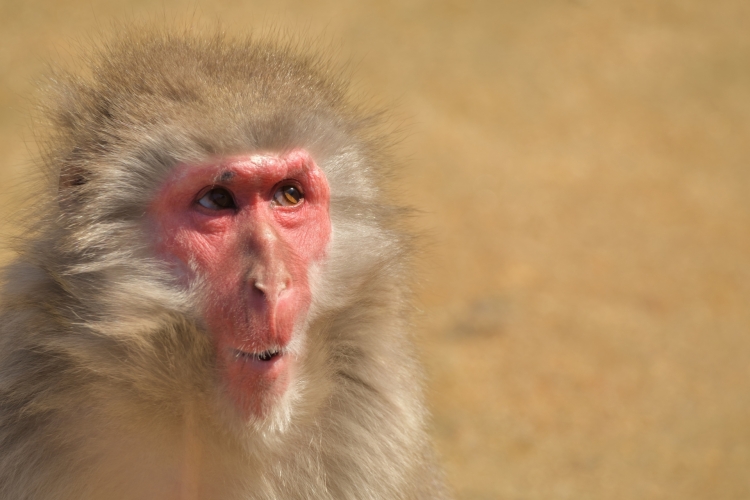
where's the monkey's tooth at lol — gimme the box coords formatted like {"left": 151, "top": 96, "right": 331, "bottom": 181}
{"left": 257, "top": 349, "right": 281, "bottom": 362}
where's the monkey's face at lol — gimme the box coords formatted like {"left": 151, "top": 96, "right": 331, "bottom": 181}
{"left": 149, "top": 149, "right": 331, "bottom": 418}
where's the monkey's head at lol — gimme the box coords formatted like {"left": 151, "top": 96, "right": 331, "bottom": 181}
{"left": 0, "top": 28, "right": 447, "bottom": 500}
{"left": 42, "top": 31, "right": 399, "bottom": 428}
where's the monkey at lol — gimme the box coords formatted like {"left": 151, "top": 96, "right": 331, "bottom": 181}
{"left": 0, "top": 29, "right": 450, "bottom": 499}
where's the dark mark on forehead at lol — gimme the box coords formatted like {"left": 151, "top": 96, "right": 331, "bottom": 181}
{"left": 218, "top": 171, "right": 235, "bottom": 182}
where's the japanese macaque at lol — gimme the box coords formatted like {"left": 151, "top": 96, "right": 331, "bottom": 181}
{"left": 0, "top": 29, "right": 449, "bottom": 499}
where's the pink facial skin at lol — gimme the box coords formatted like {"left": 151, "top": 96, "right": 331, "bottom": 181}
{"left": 149, "top": 150, "right": 331, "bottom": 418}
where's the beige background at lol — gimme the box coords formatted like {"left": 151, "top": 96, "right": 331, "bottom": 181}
{"left": 1, "top": 1, "right": 749, "bottom": 499}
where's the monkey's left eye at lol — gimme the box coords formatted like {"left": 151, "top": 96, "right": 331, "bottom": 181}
{"left": 273, "top": 184, "right": 304, "bottom": 207}
{"left": 197, "top": 188, "right": 236, "bottom": 210}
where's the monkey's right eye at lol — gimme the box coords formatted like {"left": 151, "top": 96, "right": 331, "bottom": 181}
{"left": 197, "top": 188, "right": 236, "bottom": 210}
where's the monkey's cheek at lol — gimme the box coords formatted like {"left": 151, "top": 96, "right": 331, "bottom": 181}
{"left": 221, "top": 350, "right": 293, "bottom": 418}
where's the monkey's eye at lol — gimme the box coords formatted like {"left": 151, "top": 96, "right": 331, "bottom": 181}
{"left": 273, "top": 184, "right": 304, "bottom": 207}
{"left": 197, "top": 188, "right": 236, "bottom": 210}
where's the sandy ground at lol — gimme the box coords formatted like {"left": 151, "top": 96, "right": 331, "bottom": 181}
{"left": 1, "top": 1, "right": 749, "bottom": 499}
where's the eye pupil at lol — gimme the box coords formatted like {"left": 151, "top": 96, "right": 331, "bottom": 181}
{"left": 284, "top": 188, "right": 300, "bottom": 204}
{"left": 210, "top": 189, "right": 232, "bottom": 208}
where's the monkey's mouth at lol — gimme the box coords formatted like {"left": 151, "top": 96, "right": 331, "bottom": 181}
{"left": 232, "top": 347, "right": 283, "bottom": 363}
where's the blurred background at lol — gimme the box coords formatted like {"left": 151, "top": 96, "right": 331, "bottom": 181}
{"left": 1, "top": 1, "right": 748, "bottom": 498}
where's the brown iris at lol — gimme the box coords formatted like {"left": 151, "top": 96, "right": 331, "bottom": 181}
{"left": 274, "top": 185, "right": 303, "bottom": 206}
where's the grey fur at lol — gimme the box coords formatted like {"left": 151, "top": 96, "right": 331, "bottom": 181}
{"left": 0, "top": 28, "right": 448, "bottom": 499}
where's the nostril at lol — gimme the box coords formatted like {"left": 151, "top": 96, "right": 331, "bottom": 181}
{"left": 251, "top": 279, "right": 291, "bottom": 299}
{"left": 253, "top": 280, "right": 268, "bottom": 297}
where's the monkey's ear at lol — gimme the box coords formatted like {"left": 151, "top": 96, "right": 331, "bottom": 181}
{"left": 48, "top": 78, "right": 97, "bottom": 194}
{"left": 59, "top": 165, "right": 89, "bottom": 190}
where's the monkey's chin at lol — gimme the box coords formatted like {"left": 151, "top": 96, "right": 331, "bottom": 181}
{"left": 220, "top": 345, "right": 294, "bottom": 420}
